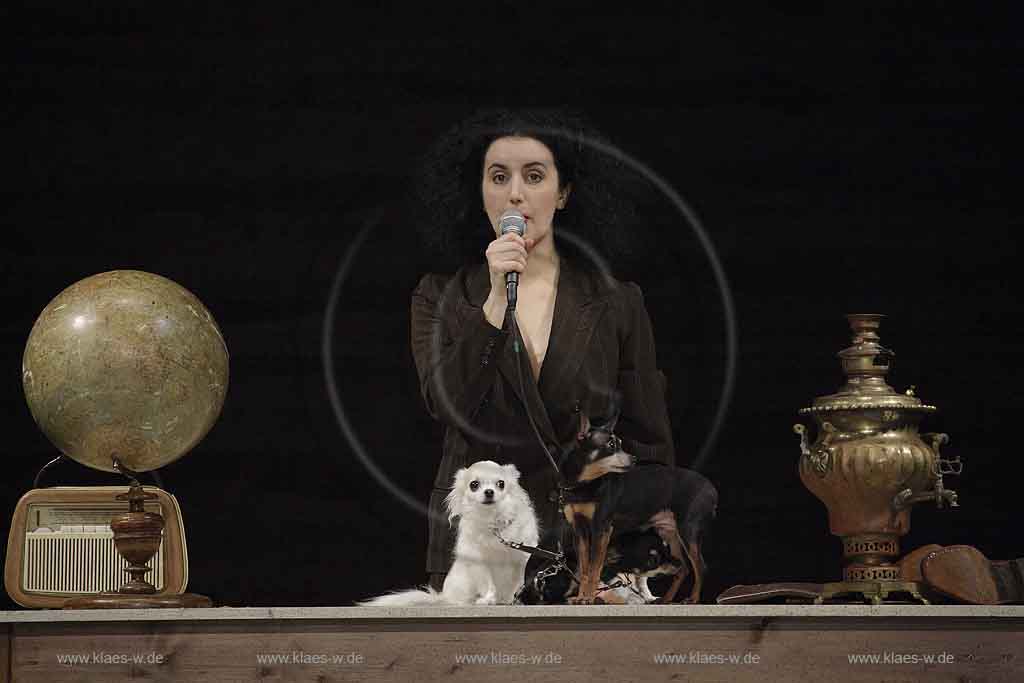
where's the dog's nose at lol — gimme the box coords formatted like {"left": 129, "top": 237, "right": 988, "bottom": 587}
{"left": 484, "top": 489, "right": 494, "bottom": 499}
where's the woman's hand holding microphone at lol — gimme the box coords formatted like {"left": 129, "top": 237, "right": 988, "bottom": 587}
{"left": 483, "top": 232, "right": 535, "bottom": 329}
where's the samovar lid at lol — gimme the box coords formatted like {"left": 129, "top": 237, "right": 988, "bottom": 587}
{"left": 800, "top": 314, "right": 937, "bottom": 414}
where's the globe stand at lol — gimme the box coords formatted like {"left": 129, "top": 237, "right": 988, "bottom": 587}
{"left": 63, "top": 459, "right": 212, "bottom": 609}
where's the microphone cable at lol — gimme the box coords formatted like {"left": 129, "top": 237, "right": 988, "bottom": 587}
{"left": 505, "top": 303, "right": 567, "bottom": 559}
{"left": 504, "top": 304, "right": 562, "bottom": 478}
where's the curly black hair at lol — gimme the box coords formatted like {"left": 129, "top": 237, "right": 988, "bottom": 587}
{"left": 411, "top": 108, "right": 647, "bottom": 275}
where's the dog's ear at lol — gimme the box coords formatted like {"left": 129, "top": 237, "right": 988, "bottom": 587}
{"left": 602, "top": 390, "right": 622, "bottom": 433}
{"left": 576, "top": 410, "right": 591, "bottom": 441}
{"left": 501, "top": 463, "right": 521, "bottom": 482}
{"left": 450, "top": 467, "right": 470, "bottom": 491}
{"left": 444, "top": 468, "right": 469, "bottom": 524}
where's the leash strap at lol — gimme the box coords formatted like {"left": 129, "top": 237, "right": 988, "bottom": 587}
{"left": 493, "top": 530, "right": 565, "bottom": 561}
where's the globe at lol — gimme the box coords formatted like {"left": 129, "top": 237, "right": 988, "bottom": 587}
{"left": 22, "top": 270, "right": 229, "bottom": 473}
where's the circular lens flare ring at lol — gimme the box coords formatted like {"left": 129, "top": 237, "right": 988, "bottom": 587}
{"left": 322, "top": 130, "right": 736, "bottom": 523}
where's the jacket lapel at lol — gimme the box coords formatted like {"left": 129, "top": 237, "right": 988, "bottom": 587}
{"left": 538, "top": 260, "right": 607, "bottom": 411}
{"left": 465, "top": 258, "right": 607, "bottom": 445}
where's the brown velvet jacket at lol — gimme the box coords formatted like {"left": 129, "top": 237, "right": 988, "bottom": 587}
{"left": 410, "top": 257, "right": 675, "bottom": 575}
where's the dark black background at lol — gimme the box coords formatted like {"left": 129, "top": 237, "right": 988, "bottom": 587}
{"left": 3, "top": 3, "right": 1021, "bottom": 609}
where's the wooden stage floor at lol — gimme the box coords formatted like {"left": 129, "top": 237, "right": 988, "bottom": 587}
{"left": 3, "top": 605, "right": 1023, "bottom": 681}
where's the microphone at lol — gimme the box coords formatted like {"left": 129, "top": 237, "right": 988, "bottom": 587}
{"left": 499, "top": 209, "right": 527, "bottom": 311}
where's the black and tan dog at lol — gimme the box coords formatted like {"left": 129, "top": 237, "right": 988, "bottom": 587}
{"left": 559, "top": 409, "right": 718, "bottom": 604}
{"left": 519, "top": 527, "right": 683, "bottom": 604}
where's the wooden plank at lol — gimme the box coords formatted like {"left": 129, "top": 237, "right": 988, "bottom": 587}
{"left": 4, "top": 604, "right": 1024, "bottom": 623}
{"left": 1, "top": 624, "right": 9, "bottom": 683}
{"left": 11, "top": 617, "right": 1024, "bottom": 682}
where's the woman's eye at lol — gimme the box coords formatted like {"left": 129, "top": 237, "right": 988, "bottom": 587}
{"left": 527, "top": 172, "right": 543, "bottom": 183}
{"left": 492, "top": 173, "right": 506, "bottom": 184}
{"left": 470, "top": 481, "right": 479, "bottom": 491}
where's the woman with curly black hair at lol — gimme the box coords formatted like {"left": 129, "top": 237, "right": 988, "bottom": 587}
{"left": 410, "top": 108, "right": 675, "bottom": 595}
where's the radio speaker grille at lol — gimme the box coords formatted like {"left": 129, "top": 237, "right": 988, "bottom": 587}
{"left": 24, "top": 532, "right": 165, "bottom": 593}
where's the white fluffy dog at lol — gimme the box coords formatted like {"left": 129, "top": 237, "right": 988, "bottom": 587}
{"left": 359, "top": 461, "right": 539, "bottom": 606}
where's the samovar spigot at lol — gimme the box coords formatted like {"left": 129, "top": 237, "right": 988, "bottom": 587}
{"left": 892, "top": 432, "right": 961, "bottom": 511}
{"left": 893, "top": 485, "right": 959, "bottom": 511}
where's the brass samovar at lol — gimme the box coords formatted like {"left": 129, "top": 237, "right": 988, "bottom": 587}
{"left": 794, "top": 314, "right": 962, "bottom": 603}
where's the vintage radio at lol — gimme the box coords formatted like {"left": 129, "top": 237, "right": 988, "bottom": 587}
{"left": 4, "top": 486, "right": 190, "bottom": 608}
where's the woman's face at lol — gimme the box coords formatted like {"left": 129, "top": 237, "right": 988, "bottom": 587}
{"left": 481, "top": 136, "right": 569, "bottom": 243}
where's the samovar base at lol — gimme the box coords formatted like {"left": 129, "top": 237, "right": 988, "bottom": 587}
{"left": 842, "top": 533, "right": 903, "bottom": 582}
{"left": 816, "top": 580, "right": 930, "bottom": 605}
